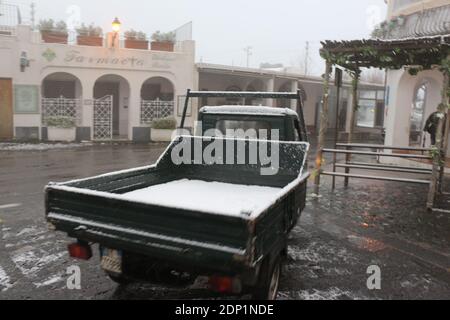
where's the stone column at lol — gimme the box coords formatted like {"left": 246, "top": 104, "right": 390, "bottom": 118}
{"left": 291, "top": 80, "right": 299, "bottom": 110}
{"left": 266, "top": 77, "right": 275, "bottom": 107}
{"left": 129, "top": 86, "right": 144, "bottom": 142}
{"left": 79, "top": 78, "right": 95, "bottom": 141}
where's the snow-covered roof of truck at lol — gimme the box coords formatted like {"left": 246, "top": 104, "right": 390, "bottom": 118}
{"left": 200, "top": 106, "right": 299, "bottom": 117}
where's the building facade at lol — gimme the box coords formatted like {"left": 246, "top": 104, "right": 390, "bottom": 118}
{"left": 0, "top": 23, "right": 384, "bottom": 143}
{"left": 0, "top": 24, "right": 197, "bottom": 142}
{"left": 381, "top": 0, "right": 450, "bottom": 151}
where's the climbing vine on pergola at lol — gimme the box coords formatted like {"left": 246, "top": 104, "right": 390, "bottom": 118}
{"left": 320, "top": 36, "right": 450, "bottom": 74}
{"left": 314, "top": 35, "right": 450, "bottom": 209}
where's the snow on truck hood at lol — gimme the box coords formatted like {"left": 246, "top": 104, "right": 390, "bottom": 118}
{"left": 200, "top": 105, "right": 299, "bottom": 117}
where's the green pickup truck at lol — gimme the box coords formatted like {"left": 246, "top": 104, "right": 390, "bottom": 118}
{"left": 45, "top": 91, "right": 310, "bottom": 300}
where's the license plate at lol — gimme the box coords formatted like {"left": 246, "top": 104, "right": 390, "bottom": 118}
{"left": 100, "top": 247, "right": 122, "bottom": 274}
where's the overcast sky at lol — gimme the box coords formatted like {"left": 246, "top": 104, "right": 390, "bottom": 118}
{"left": 16, "top": 0, "right": 387, "bottom": 75}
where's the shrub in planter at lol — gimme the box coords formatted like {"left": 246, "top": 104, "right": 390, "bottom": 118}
{"left": 46, "top": 116, "right": 76, "bottom": 142}
{"left": 124, "top": 29, "right": 148, "bottom": 50}
{"left": 151, "top": 31, "right": 175, "bottom": 52}
{"left": 150, "top": 116, "right": 177, "bottom": 142}
{"left": 76, "top": 23, "right": 103, "bottom": 46}
{"left": 39, "top": 19, "right": 68, "bottom": 44}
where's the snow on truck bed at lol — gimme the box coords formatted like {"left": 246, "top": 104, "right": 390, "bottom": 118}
{"left": 122, "top": 179, "right": 281, "bottom": 217}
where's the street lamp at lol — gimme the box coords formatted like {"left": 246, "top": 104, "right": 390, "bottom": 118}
{"left": 111, "top": 17, "right": 121, "bottom": 47}
{"left": 112, "top": 17, "right": 121, "bottom": 33}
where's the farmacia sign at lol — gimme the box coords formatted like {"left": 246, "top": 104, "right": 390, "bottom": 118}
{"left": 64, "top": 50, "right": 145, "bottom": 67}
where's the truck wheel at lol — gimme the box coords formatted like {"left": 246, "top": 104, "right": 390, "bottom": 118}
{"left": 106, "top": 272, "right": 130, "bottom": 285}
{"left": 252, "top": 257, "right": 281, "bottom": 300}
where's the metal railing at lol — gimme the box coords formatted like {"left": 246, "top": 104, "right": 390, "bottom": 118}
{"left": 93, "top": 95, "right": 113, "bottom": 141}
{"left": 140, "top": 99, "right": 174, "bottom": 125}
{"left": 41, "top": 97, "right": 82, "bottom": 125}
{"left": 321, "top": 143, "right": 434, "bottom": 188}
{"left": 0, "top": 25, "right": 15, "bottom": 36}
{"left": 0, "top": 3, "right": 20, "bottom": 36}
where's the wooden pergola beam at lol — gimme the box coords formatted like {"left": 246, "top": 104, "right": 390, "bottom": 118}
{"left": 323, "top": 44, "right": 448, "bottom": 53}
{"left": 320, "top": 36, "right": 450, "bottom": 72}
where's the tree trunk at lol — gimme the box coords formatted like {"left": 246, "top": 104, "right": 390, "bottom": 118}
{"left": 314, "top": 61, "right": 332, "bottom": 194}
{"left": 438, "top": 72, "right": 450, "bottom": 194}
{"left": 427, "top": 71, "right": 449, "bottom": 209}
{"left": 348, "top": 71, "right": 360, "bottom": 144}
{"left": 344, "top": 70, "right": 360, "bottom": 187}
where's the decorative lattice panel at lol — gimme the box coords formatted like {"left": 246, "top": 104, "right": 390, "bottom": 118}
{"left": 41, "top": 98, "right": 81, "bottom": 125}
{"left": 140, "top": 99, "right": 175, "bottom": 125}
{"left": 93, "top": 96, "right": 113, "bottom": 140}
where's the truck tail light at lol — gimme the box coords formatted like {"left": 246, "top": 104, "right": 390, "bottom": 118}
{"left": 208, "top": 276, "right": 241, "bottom": 294}
{"left": 68, "top": 242, "right": 92, "bottom": 260}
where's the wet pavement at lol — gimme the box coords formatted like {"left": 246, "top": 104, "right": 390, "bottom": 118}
{"left": 0, "top": 142, "right": 449, "bottom": 300}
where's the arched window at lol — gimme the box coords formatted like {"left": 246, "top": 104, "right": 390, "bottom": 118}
{"left": 409, "top": 82, "right": 428, "bottom": 145}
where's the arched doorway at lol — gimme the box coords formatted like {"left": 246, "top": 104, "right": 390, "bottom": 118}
{"left": 225, "top": 85, "right": 242, "bottom": 105}
{"left": 276, "top": 82, "right": 292, "bottom": 108}
{"left": 42, "top": 72, "right": 82, "bottom": 99}
{"left": 94, "top": 74, "right": 130, "bottom": 139}
{"left": 140, "top": 77, "right": 175, "bottom": 125}
{"left": 245, "top": 79, "right": 265, "bottom": 105}
{"left": 41, "top": 72, "right": 83, "bottom": 127}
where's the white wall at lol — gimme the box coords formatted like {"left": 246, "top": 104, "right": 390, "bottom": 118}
{"left": 385, "top": 68, "right": 444, "bottom": 148}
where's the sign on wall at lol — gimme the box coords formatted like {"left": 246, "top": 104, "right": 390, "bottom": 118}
{"left": 14, "top": 85, "right": 39, "bottom": 114}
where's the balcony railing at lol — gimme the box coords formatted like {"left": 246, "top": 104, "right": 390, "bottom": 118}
{"left": 38, "top": 30, "right": 181, "bottom": 53}
{"left": 0, "top": 3, "right": 20, "bottom": 36}
{"left": 0, "top": 25, "right": 15, "bottom": 36}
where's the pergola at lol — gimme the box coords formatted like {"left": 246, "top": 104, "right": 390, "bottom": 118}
{"left": 315, "top": 35, "right": 450, "bottom": 209}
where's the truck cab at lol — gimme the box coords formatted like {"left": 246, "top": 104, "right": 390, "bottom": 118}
{"left": 197, "top": 105, "right": 308, "bottom": 142}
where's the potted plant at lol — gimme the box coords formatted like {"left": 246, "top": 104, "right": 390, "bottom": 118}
{"left": 76, "top": 23, "right": 103, "bottom": 46}
{"left": 150, "top": 116, "right": 177, "bottom": 142}
{"left": 46, "top": 116, "right": 76, "bottom": 142}
{"left": 151, "top": 31, "right": 176, "bottom": 52}
{"left": 38, "top": 19, "right": 68, "bottom": 44}
{"left": 124, "top": 29, "right": 148, "bottom": 50}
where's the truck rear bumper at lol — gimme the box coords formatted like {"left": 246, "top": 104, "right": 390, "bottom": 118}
{"left": 47, "top": 212, "right": 249, "bottom": 274}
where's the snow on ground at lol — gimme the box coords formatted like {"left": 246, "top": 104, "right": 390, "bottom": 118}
{"left": 33, "top": 273, "right": 64, "bottom": 288}
{"left": 11, "top": 247, "right": 66, "bottom": 276}
{"left": 123, "top": 179, "right": 281, "bottom": 217}
{"left": 4, "top": 223, "right": 68, "bottom": 289}
{"left": 0, "top": 142, "right": 92, "bottom": 151}
{"left": 0, "top": 265, "right": 13, "bottom": 292}
{"left": 291, "top": 287, "right": 370, "bottom": 300}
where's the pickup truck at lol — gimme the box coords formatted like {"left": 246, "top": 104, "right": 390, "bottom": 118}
{"left": 45, "top": 91, "right": 310, "bottom": 300}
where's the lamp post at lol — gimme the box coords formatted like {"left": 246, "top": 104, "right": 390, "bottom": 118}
{"left": 111, "top": 17, "right": 121, "bottom": 48}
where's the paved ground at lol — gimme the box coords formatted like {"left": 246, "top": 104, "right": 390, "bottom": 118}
{"left": 0, "top": 142, "right": 449, "bottom": 300}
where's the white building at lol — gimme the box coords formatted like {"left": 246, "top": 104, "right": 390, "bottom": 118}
{"left": 0, "top": 23, "right": 197, "bottom": 142}
{"left": 381, "top": 0, "right": 450, "bottom": 151}
{"left": 0, "top": 13, "right": 384, "bottom": 143}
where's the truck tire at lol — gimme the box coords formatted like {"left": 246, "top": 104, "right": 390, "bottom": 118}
{"left": 106, "top": 272, "right": 130, "bottom": 285}
{"left": 252, "top": 257, "right": 282, "bottom": 300}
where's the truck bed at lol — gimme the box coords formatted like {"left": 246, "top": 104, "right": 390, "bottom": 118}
{"left": 45, "top": 136, "right": 309, "bottom": 274}
{"left": 122, "top": 179, "right": 282, "bottom": 217}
